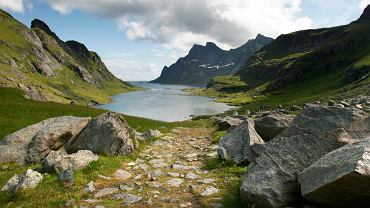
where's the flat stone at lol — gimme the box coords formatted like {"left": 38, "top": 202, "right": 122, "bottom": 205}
{"left": 171, "top": 164, "right": 191, "bottom": 170}
{"left": 85, "top": 181, "right": 95, "bottom": 193}
{"left": 112, "top": 193, "right": 142, "bottom": 205}
{"left": 94, "top": 187, "right": 119, "bottom": 198}
{"left": 119, "top": 185, "right": 134, "bottom": 192}
{"left": 97, "top": 174, "right": 111, "bottom": 180}
{"left": 167, "top": 172, "right": 180, "bottom": 177}
{"left": 114, "top": 170, "right": 131, "bottom": 180}
{"left": 201, "top": 186, "right": 219, "bottom": 196}
{"left": 186, "top": 172, "right": 200, "bottom": 180}
{"left": 197, "top": 178, "right": 215, "bottom": 184}
{"left": 167, "top": 178, "right": 184, "bottom": 187}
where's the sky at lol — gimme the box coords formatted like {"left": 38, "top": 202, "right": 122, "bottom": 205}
{"left": 0, "top": 0, "right": 369, "bottom": 81}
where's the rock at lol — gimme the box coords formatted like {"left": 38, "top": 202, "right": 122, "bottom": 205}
{"left": 197, "top": 178, "right": 215, "bottom": 184}
{"left": 85, "top": 181, "right": 95, "bottom": 193}
{"left": 232, "top": 111, "right": 239, "bottom": 116}
{"left": 218, "top": 119, "right": 264, "bottom": 164}
{"left": 143, "top": 129, "right": 162, "bottom": 139}
{"left": 298, "top": 139, "right": 370, "bottom": 207}
{"left": 66, "top": 112, "right": 137, "bottom": 155}
{"left": 167, "top": 178, "right": 184, "bottom": 187}
{"left": 0, "top": 116, "right": 90, "bottom": 165}
{"left": 148, "top": 170, "right": 163, "bottom": 181}
{"left": 186, "top": 172, "right": 200, "bottom": 180}
{"left": 200, "top": 186, "right": 219, "bottom": 196}
{"left": 70, "top": 100, "right": 77, "bottom": 105}
{"left": 213, "top": 116, "right": 244, "bottom": 131}
{"left": 167, "top": 172, "right": 180, "bottom": 177}
{"left": 2, "top": 169, "right": 43, "bottom": 192}
{"left": 339, "top": 100, "right": 351, "bottom": 107}
{"left": 254, "top": 113, "right": 295, "bottom": 141}
{"left": 41, "top": 149, "right": 98, "bottom": 173}
{"left": 328, "top": 100, "right": 336, "bottom": 106}
{"left": 94, "top": 187, "right": 119, "bottom": 198}
{"left": 290, "top": 105, "right": 302, "bottom": 111}
{"left": 59, "top": 169, "right": 73, "bottom": 185}
{"left": 240, "top": 105, "right": 370, "bottom": 207}
{"left": 112, "top": 193, "right": 142, "bottom": 205}
{"left": 171, "top": 164, "right": 191, "bottom": 170}
{"left": 114, "top": 169, "right": 131, "bottom": 180}
{"left": 119, "top": 184, "right": 133, "bottom": 191}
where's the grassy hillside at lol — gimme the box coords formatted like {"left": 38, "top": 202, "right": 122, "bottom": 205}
{"left": 0, "top": 10, "right": 137, "bottom": 105}
{"left": 198, "top": 6, "right": 370, "bottom": 111}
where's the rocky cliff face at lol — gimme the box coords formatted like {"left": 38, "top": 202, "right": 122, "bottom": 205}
{"left": 0, "top": 11, "right": 135, "bottom": 104}
{"left": 151, "top": 34, "right": 273, "bottom": 86}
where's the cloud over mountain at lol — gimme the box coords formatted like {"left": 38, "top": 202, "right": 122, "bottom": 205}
{"left": 39, "top": 0, "right": 312, "bottom": 51}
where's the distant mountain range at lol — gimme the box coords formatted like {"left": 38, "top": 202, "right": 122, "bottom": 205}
{"left": 151, "top": 34, "right": 273, "bottom": 86}
{"left": 0, "top": 10, "right": 135, "bottom": 104}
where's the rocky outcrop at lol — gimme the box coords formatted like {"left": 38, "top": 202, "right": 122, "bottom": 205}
{"left": 240, "top": 105, "right": 370, "bottom": 207}
{"left": 41, "top": 149, "right": 99, "bottom": 173}
{"left": 298, "top": 138, "right": 370, "bottom": 207}
{"left": 254, "top": 113, "right": 295, "bottom": 141}
{"left": 66, "top": 112, "right": 137, "bottom": 155}
{"left": 218, "top": 119, "right": 264, "bottom": 164}
{"left": 213, "top": 116, "right": 245, "bottom": 131}
{"left": 143, "top": 129, "right": 162, "bottom": 139}
{"left": 0, "top": 116, "right": 90, "bottom": 165}
{"left": 1, "top": 169, "right": 43, "bottom": 192}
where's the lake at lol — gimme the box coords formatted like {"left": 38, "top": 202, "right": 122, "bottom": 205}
{"left": 98, "top": 82, "right": 235, "bottom": 122}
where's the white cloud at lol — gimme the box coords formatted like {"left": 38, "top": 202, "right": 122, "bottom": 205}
{"left": 41, "top": 0, "right": 313, "bottom": 51}
{"left": 103, "top": 56, "right": 163, "bottom": 81}
{"left": 0, "top": 0, "right": 26, "bottom": 12}
{"left": 359, "top": 0, "right": 370, "bottom": 9}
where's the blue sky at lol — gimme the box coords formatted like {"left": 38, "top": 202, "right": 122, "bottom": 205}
{"left": 0, "top": 0, "right": 369, "bottom": 81}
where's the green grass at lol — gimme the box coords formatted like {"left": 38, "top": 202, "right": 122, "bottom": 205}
{"left": 202, "top": 158, "right": 247, "bottom": 208}
{"left": 0, "top": 87, "right": 213, "bottom": 207}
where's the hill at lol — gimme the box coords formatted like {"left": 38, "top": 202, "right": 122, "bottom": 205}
{"left": 151, "top": 34, "right": 273, "bottom": 86}
{"left": 200, "top": 5, "right": 370, "bottom": 110}
{"left": 0, "top": 10, "right": 137, "bottom": 105}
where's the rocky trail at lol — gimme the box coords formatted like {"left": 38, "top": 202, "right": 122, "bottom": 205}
{"left": 74, "top": 127, "right": 225, "bottom": 208}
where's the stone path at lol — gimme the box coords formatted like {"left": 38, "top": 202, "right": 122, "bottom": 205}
{"left": 77, "top": 127, "right": 225, "bottom": 208}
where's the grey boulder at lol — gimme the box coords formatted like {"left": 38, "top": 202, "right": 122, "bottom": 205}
{"left": 254, "top": 113, "right": 295, "bottom": 141}
{"left": 41, "top": 149, "right": 99, "bottom": 173}
{"left": 143, "top": 129, "right": 162, "bottom": 139}
{"left": 218, "top": 119, "right": 264, "bottom": 164}
{"left": 298, "top": 138, "right": 370, "bottom": 207}
{"left": 1, "top": 169, "right": 43, "bottom": 192}
{"left": 66, "top": 112, "right": 137, "bottom": 155}
{"left": 240, "top": 105, "right": 370, "bottom": 207}
{"left": 0, "top": 116, "right": 90, "bottom": 165}
{"left": 213, "top": 116, "right": 244, "bottom": 131}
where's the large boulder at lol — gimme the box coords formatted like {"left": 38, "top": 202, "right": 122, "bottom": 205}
{"left": 0, "top": 116, "right": 90, "bottom": 165}
{"left": 41, "top": 149, "right": 99, "bottom": 173}
{"left": 66, "top": 112, "right": 137, "bottom": 155}
{"left": 1, "top": 169, "right": 43, "bottom": 192}
{"left": 254, "top": 113, "right": 295, "bottom": 141}
{"left": 298, "top": 138, "right": 370, "bottom": 207}
{"left": 213, "top": 116, "right": 244, "bottom": 131}
{"left": 240, "top": 105, "right": 370, "bottom": 207}
{"left": 218, "top": 119, "right": 264, "bottom": 164}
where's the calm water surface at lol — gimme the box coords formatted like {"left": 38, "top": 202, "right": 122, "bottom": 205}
{"left": 98, "top": 82, "right": 235, "bottom": 122}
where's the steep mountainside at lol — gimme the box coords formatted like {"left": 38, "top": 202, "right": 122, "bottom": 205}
{"left": 0, "top": 10, "right": 136, "bottom": 104}
{"left": 151, "top": 34, "right": 273, "bottom": 86}
{"left": 236, "top": 5, "right": 370, "bottom": 93}
{"left": 194, "top": 5, "right": 370, "bottom": 110}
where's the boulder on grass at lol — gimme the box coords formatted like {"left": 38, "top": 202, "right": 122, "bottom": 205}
{"left": 240, "top": 105, "right": 370, "bottom": 207}
{"left": 1, "top": 169, "right": 43, "bottom": 192}
{"left": 41, "top": 149, "right": 99, "bottom": 173}
{"left": 298, "top": 138, "right": 370, "bottom": 207}
{"left": 0, "top": 116, "right": 90, "bottom": 165}
{"left": 143, "top": 129, "right": 162, "bottom": 139}
{"left": 254, "top": 113, "right": 295, "bottom": 141}
{"left": 66, "top": 112, "right": 137, "bottom": 155}
{"left": 218, "top": 119, "right": 264, "bottom": 164}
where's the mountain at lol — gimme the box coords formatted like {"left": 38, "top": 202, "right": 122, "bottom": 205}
{"left": 0, "top": 10, "right": 136, "bottom": 104}
{"left": 235, "top": 5, "right": 370, "bottom": 93}
{"left": 151, "top": 34, "right": 273, "bottom": 86}
{"left": 201, "top": 5, "right": 370, "bottom": 109}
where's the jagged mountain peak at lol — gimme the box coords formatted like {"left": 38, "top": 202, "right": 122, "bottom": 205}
{"left": 31, "top": 19, "right": 59, "bottom": 40}
{"left": 205, "top": 42, "right": 219, "bottom": 49}
{"left": 358, "top": 4, "right": 370, "bottom": 21}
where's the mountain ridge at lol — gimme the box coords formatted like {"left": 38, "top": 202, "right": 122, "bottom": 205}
{"left": 151, "top": 34, "right": 273, "bottom": 86}
{"left": 0, "top": 11, "right": 136, "bottom": 104}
